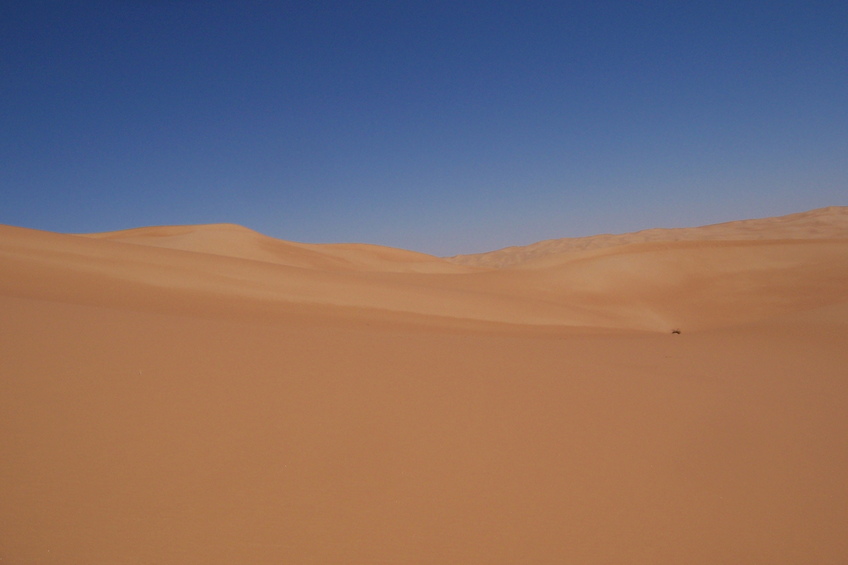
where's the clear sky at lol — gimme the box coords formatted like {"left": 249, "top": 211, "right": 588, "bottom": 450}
{"left": 2, "top": 1, "right": 846, "bottom": 255}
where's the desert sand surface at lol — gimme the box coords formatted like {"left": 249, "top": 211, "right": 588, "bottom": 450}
{"left": 449, "top": 205, "right": 848, "bottom": 268}
{"left": 2, "top": 207, "right": 848, "bottom": 564}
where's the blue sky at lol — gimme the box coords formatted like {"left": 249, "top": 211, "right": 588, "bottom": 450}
{"left": 2, "top": 1, "right": 845, "bottom": 255}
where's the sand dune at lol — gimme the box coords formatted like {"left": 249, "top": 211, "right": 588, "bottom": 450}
{"left": 82, "top": 223, "right": 473, "bottom": 273}
{"left": 0, "top": 224, "right": 617, "bottom": 329}
{"left": 449, "top": 205, "right": 848, "bottom": 268}
{"left": 2, "top": 208, "right": 847, "bottom": 563}
{"left": 6, "top": 208, "right": 848, "bottom": 331}
{"left": 501, "top": 237, "right": 848, "bottom": 331}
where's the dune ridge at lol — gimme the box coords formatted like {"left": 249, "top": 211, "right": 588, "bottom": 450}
{"left": 81, "top": 223, "right": 472, "bottom": 273}
{"left": 448, "top": 205, "right": 848, "bottom": 268}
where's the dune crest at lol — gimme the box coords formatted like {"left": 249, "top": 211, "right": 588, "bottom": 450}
{"left": 448, "top": 205, "right": 848, "bottom": 268}
{"left": 81, "top": 223, "right": 472, "bottom": 273}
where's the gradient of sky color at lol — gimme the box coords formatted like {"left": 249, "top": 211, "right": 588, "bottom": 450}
{"left": 2, "top": 1, "right": 846, "bottom": 255}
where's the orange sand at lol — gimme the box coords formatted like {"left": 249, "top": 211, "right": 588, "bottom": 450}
{"left": 2, "top": 207, "right": 847, "bottom": 563}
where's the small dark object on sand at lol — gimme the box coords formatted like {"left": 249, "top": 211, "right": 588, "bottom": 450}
{"left": 671, "top": 329, "right": 681, "bottom": 335}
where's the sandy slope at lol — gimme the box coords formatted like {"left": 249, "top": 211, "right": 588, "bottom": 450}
{"left": 5, "top": 208, "right": 848, "bottom": 331}
{"left": 449, "top": 205, "right": 848, "bottom": 268}
{"left": 82, "top": 223, "right": 472, "bottom": 273}
{"left": 2, "top": 208, "right": 848, "bottom": 564}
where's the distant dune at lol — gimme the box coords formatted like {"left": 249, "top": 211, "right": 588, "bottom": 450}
{"left": 0, "top": 206, "right": 843, "bottom": 332}
{"left": 2, "top": 207, "right": 847, "bottom": 563}
{"left": 82, "top": 223, "right": 472, "bottom": 273}
{"left": 448, "top": 205, "right": 848, "bottom": 268}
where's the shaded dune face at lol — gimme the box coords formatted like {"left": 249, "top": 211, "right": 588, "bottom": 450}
{"left": 2, "top": 207, "right": 848, "bottom": 564}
